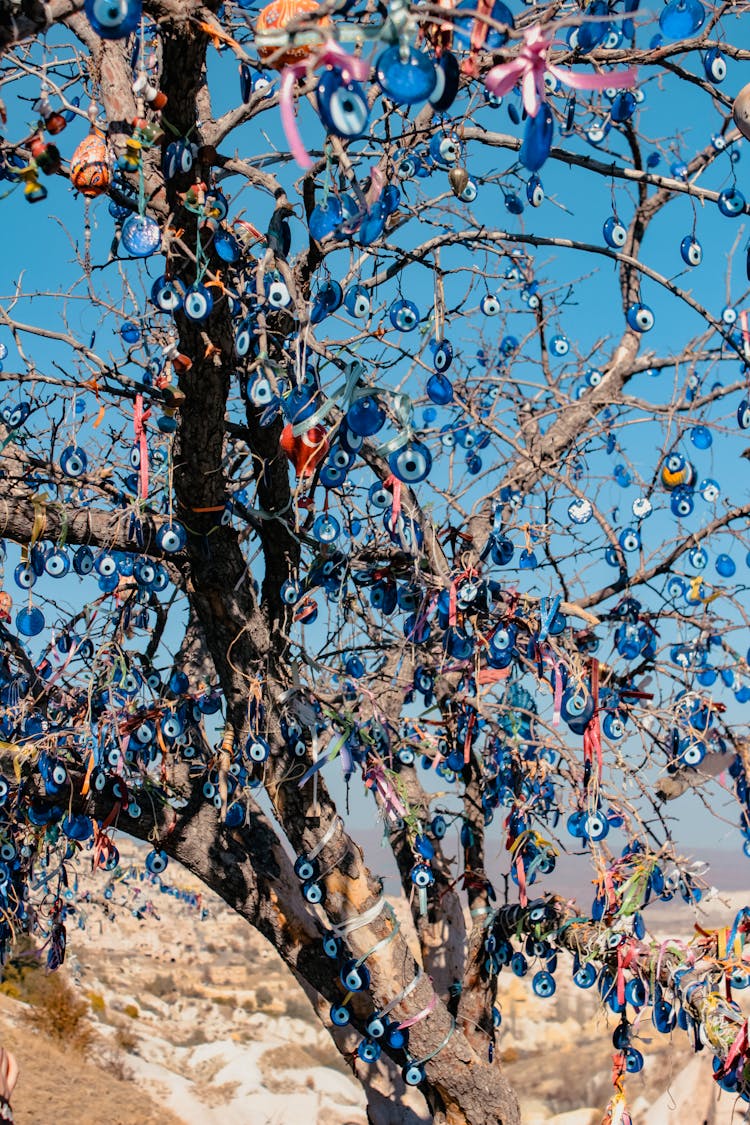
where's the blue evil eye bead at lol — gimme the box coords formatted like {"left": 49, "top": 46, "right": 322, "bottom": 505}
{"left": 121, "top": 213, "right": 161, "bottom": 257}
{"left": 145, "top": 848, "right": 168, "bottom": 874}
{"left": 659, "top": 0, "right": 705, "bottom": 38}
{"left": 294, "top": 855, "right": 319, "bottom": 882}
{"left": 246, "top": 736, "right": 270, "bottom": 762}
{"left": 359, "top": 201, "right": 386, "bottom": 247}
{"left": 699, "top": 478, "right": 719, "bottom": 502}
{"left": 348, "top": 396, "right": 385, "bottom": 436}
{"left": 619, "top": 527, "right": 640, "bottom": 552}
{"left": 44, "top": 548, "right": 70, "bottom": 578}
{"left": 718, "top": 187, "right": 746, "bottom": 217}
{"left": 716, "top": 553, "right": 736, "bottom": 577}
{"left": 358, "top": 1039, "right": 381, "bottom": 1064}
{"left": 302, "top": 880, "right": 323, "bottom": 904}
{"left": 457, "top": 177, "right": 478, "bottom": 204}
{"left": 626, "top": 302, "right": 654, "bottom": 332}
{"left": 341, "top": 959, "right": 371, "bottom": 992}
{"left": 504, "top": 192, "right": 523, "bottom": 215}
{"left": 388, "top": 441, "right": 432, "bottom": 484}
{"left": 431, "top": 339, "right": 453, "bottom": 374}
{"left": 429, "top": 50, "right": 460, "bottom": 113}
{"left": 703, "top": 46, "right": 727, "bottom": 83}
{"left": 312, "top": 514, "right": 340, "bottom": 543}
{"left": 737, "top": 400, "right": 750, "bottom": 429}
{"left": 85, "top": 0, "right": 142, "bottom": 39}
{"left": 74, "top": 545, "right": 95, "bottom": 575}
{"left": 16, "top": 606, "right": 44, "bottom": 637}
{"left": 532, "top": 970, "right": 556, "bottom": 998}
{"left": 376, "top": 46, "right": 437, "bottom": 106}
{"left": 410, "top": 862, "right": 434, "bottom": 887}
{"left": 526, "top": 175, "right": 544, "bottom": 207}
{"left": 429, "top": 132, "right": 461, "bottom": 167}
{"left": 510, "top": 952, "right": 528, "bottom": 977}
{"left": 666, "top": 575, "right": 686, "bottom": 599}
{"left": 680, "top": 235, "right": 702, "bottom": 266}
{"left": 344, "top": 284, "right": 370, "bottom": 318}
{"left": 389, "top": 298, "right": 420, "bottom": 331}
{"left": 5, "top": 401, "right": 30, "bottom": 427}
{"left": 14, "top": 562, "right": 36, "bottom": 589}
{"left": 162, "top": 139, "right": 195, "bottom": 180}
{"left": 317, "top": 67, "right": 369, "bottom": 139}
{"left": 402, "top": 1063, "right": 424, "bottom": 1087}
{"left": 603, "top": 215, "right": 627, "bottom": 248}
{"left": 480, "top": 293, "right": 501, "bottom": 317}
{"left": 330, "top": 1003, "right": 351, "bottom": 1027}
{"left": 610, "top": 91, "right": 636, "bottom": 123}
{"left": 568, "top": 498, "right": 593, "bottom": 524}
{"left": 426, "top": 373, "right": 453, "bottom": 405}
{"left": 689, "top": 546, "right": 707, "bottom": 569}
{"left": 520, "top": 104, "right": 554, "bottom": 173}
{"left": 549, "top": 334, "right": 569, "bottom": 357}
{"left": 573, "top": 962, "right": 597, "bottom": 989}
{"left": 214, "top": 229, "right": 241, "bottom": 264}
{"left": 602, "top": 712, "right": 626, "bottom": 740}
{"left": 60, "top": 445, "right": 88, "bottom": 477}
{"left": 184, "top": 283, "right": 214, "bottom": 322}
{"left": 266, "top": 276, "right": 291, "bottom": 308}
{"left": 583, "top": 809, "right": 610, "bottom": 841}
{"left": 670, "top": 487, "right": 694, "bottom": 517}
{"left": 121, "top": 320, "right": 140, "bottom": 344}
{"left": 156, "top": 522, "right": 187, "bottom": 553}
{"left": 624, "top": 1047, "right": 644, "bottom": 1074}
{"left": 311, "top": 280, "right": 343, "bottom": 324}
{"left": 690, "top": 424, "right": 712, "bottom": 449}
{"left": 309, "top": 197, "right": 343, "bottom": 241}
{"left": 96, "top": 551, "right": 118, "bottom": 578}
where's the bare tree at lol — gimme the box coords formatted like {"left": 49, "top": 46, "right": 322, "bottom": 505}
{"left": 0, "top": 2, "right": 749, "bottom": 1123}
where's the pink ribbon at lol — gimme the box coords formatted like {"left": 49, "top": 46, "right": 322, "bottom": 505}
{"left": 133, "top": 394, "right": 151, "bottom": 500}
{"left": 485, "top": 24, "right": 637, "bottom": 118}
{"left": 280, "top": 44, "right": 371, "bottom": 169}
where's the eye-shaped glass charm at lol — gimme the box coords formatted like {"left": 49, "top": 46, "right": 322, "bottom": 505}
{"left": 156, "top": 522, "right": 187, "bottom": 553}
{"left": 4, "top": 401, "right": 30, "bottom": 428}
{"left": 626, "top": 302, "right": 654, "bottom": 332}
{"left": 603, "top": 215, "right": 627, "bottom": 248}
{"left": 549, "top": 334, "right": 569, "bottom": 357}
{"left": 44, "top": 548, "right": 70, "bottom": 578}
{"left": 357, "top": 1039, "right": 382, "bottom": 1065}
{"left": 183, "top": 284, "right": 214, "bottom": 322}
{"left": 426, "top": 373, "right": 453, "bottom": 406}
{"left": 716, "top": 553, "right": 736, "bottom": 578}
{"left": 266, "top": 276, "right": 292, "bottom": 308}
{"left": 703, "top": 46, "right": 727, "bottom": 83}
{"left": 312, "top": 513, "right": 341, "bottom": 543}
{"left": 311, "top": 279, "right": 343, "bottom": 324}
{"left": 429, "top": 132, "right": 461, "bottom": 167}
{"left": 532, "top": 970, "right": 556, "bottom": 998}
{"left": 659, "top": 0, "right": 705, "bottom": 39}
{"left": 410, "top": 862, "right": 434, "bottom": 887}
{"left": 480, "top": 293, "right": 501, "bottom": 317}
{"left": 389, "top": 441, "right": 432, "bottom": 484}
{"left": 698, "top": 477, "right": 720, "bottom": 503}
{"left": 660, "top": 451, "right": 695, "bottom": 490}
{"left": 317, "top": 67, "right": 369, "bottom": 139}
{"left": 375, "top": 46, "right": 437, "bottom": 106}
{"left": 246, "top": 736, "right": 270, "bottom": 762}
{"left": 680, "top": 234, "right": 702, "bottom": 266}
{"left": 14, "top": 563, "right": 36, "bottom": 589}
{"left": 737, "top": 399, "right": 750, "bottom": 429}
{"left": 402, "top": 1062, "right": 425, "bottom": 1087}
{"left": 344, "top": 284, "right": 370, "bottom": 318}
{"left": 520, "top": 103, "right": 554, "bottom": 173}
{"left": 85, "top": 0, "right": 142, "bottom": 39}
{"left": 670, "top": 487, "right": 694, "bottom": 517}
{"left": 389, "top": 298, "right": 420, "bottom": 331}
{"left": 618, "top": 527, "right": 640, "bottom": 552}
{"left": 347, "top": 396, "right": 385, "bottom": 436}
{"left": 567, "top": 498, "right": 593, "bottom": 524}
{"left": 610, "top": 91, "right": 636, "bottom": 123}
{"left": 429, "top": 50, "right": 460, "bottom": 113}
{"left": 145, "top": 848, "right": 168, "bottom": 874}
{"left": 526, "top": 174, "right": 544, "bottom": 207}
{"left": 330, "top": 1002, "right": 351, "bottom": 1027}
{"left": 340, "top": 959, "right": 371, "bottom": 992}
{"left": 60, "top": 445, "right": 88, "bottom": 477}
{"left": 718, "top": 187, "right": 746, "bottom": 218}
{"left": 121, "top": 213, "right": 161, "bottom": 257}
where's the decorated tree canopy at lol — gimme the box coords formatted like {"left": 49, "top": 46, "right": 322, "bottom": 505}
{"left": 0, "top": 1, "right": 749, "bottom": 1122}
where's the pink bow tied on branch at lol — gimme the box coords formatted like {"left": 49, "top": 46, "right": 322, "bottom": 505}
{"left": 485, "top": 24, "right": 637, "bottom": 118}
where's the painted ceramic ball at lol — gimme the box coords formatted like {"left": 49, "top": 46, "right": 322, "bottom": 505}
{"left": 255, "top": 0, "right": 325, "bottom": 68}
{"left": 70, "top": 130, "right": 110, "bottom": 197}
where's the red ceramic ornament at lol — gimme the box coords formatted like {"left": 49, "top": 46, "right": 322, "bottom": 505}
{"left": 280, "top": 422, "right": 328, "bottom": 477}
{"left": 256, "top": 0, "right": 325, "bottom": 68}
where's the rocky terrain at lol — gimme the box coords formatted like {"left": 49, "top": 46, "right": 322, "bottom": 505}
{"left": 0, "top": 838, "right": 747, "bottom": 1124}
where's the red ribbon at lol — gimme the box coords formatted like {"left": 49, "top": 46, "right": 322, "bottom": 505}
{"left": 583, "top": 658, "right": 602, "bottom": 782}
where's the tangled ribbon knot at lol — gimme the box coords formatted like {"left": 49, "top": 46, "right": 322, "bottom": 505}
{"left": 485, "top": 24, "right": 638, "bottom": 117}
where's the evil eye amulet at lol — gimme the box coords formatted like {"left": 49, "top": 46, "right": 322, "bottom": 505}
{"left": 388, "top": 441, "right": 432, "bottom": 484}
{"left": 626, "top": 302, "right": 654, "bottom": 332}
{"left": 340, "top": 959, "right": 370, "bottom": 992}
{"left": 317, "top": 68, "right": 369, "bottom": 139}
{"left": 156, "top": 522, "right": 187, "bottom": 553}
{"left": 376, "top": 46, "right": 437, "bottom": 106}
{"left": 183, "top": 284, "right": 213, "bottom": 322}
{"left": 85, "top": 0, "right": 142, "bottom": 39}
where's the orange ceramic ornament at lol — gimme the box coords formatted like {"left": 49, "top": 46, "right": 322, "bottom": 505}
{"left": 70, "top": 129, "right": 110, "bottom": 197}
{"left": 255, "top": 0, "right": 325, "bottom": 68}
{"left": 280, "top": 422, "right": 328, "bottom": 477}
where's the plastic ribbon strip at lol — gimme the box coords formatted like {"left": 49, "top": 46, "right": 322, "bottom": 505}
{"left": 484, "top": 25, "right": 637, "bottom": 118}
{"left": 133, "top": 393, "right": 150, "bottom": 500}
